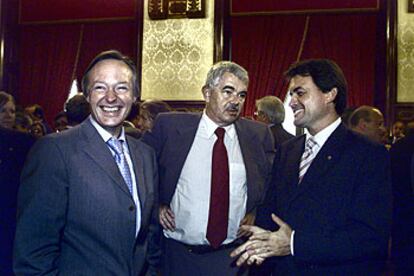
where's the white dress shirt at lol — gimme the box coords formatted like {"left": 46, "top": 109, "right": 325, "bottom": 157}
{"left": 291, "top": 117, "right": 342, "bottom": 255}
{"left": 89, "top": 116, "right": 141, "bottom": 236}
{"left": 165, "top": 112, "right": 247, "bottom": 245}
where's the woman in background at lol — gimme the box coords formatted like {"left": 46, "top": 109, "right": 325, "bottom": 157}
{"left": 0, "top": 91, "right": 16, "bottom": 129}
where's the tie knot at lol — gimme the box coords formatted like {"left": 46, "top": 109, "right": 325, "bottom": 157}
{"left": 214, "top": 127, "right": 226, "bottom": 140}
{"left": 107, "top": 137, "right": 124, "bottom": 156}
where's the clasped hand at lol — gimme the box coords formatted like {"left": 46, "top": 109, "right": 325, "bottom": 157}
{"left": 230, "top": 214, "right": 293, "bottom": 266}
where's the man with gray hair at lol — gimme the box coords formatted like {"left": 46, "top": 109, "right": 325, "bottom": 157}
{"left": 255, "top": 95, "right": 294, "bottom": 150}
{"left": 143, "top": 61, "right": 274, "bottom": 275}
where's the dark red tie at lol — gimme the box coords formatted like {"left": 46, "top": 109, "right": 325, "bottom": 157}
{"left": 207, "top": 127, "right": 229, "bottom": 248}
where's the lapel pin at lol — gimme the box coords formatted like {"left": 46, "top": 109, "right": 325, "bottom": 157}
{"left": 327, "top": 155, "right": 332, "bottom": 160}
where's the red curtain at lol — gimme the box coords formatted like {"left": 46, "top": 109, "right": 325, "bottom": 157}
{"left": 18, "top": 25, "right": 81, "bottom": 123}
{"left": 231, "top": 15, "right": 308, "bottom": 117}
{"left": 75, "top": 21, "right": 137, "bottom": 86}
{"left": 300, "top": 14, "right": 377, "bottom": 108}
{"left": 231, "top": 13, "right": 379, "bottom": 116}
{"left": 17, "top": 21, "right": 137, "bottom": 125}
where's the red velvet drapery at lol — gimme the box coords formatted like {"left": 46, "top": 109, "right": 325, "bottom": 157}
{"left": 17, "top": 21, "right": 137, "bottom": 124}
{"left": 18, "top": 25, "right": 81, "bottom": 122}
{"left": 231, "top": 15, "right": 308, "bottom": 117}
{"left": 231, "top": 8, "right": 382, "bottom": 117}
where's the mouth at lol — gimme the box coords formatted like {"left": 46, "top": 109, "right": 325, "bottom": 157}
{"left": 226, "top": 108, "right": 239, "bottom": 116}
{"left": 293, "top": 108, "right": 304, "bottom": 118}
{"left": 100, "top": 105, "right": 123, "bottom": 115}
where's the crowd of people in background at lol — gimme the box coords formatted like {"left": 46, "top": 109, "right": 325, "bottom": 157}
{"left": 1, "top": 53, "right": 413, "bottom": 275}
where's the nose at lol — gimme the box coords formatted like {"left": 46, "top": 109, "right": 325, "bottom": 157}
{"left": 105, "top": 87, "right": 117, "bottom": 102}
{"left": 289, "top": 95, "right": 298, "bottom": 108}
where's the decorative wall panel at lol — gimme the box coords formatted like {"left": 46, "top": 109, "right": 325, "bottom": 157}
{"left": 141, "top": 0, "right": 214, "bottom": 100}
{"left": 397, "top": 0, "right": 414, "bottom": 102}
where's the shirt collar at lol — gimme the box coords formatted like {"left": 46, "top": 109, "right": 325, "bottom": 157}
{"left": 89, "top": 116, "right": 126, "bottom": 143}
{"left": 306, "top": 117, "right": 341, "bottom": 147}
{"left": 201, "top": 110, "right": 236, "bottom": 140}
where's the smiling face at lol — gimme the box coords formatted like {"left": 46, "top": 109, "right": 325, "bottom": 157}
{"left": 86, "top": 59, "right": 136, "bottom": 136}
{"left": 0, "top": 100, "right": 16, "bottom": 129}
{"left": 203, "top": 72, "right": 247, "bottom": 126}
{"left": 289, "top": 75, "right": 338, "bottom": 135}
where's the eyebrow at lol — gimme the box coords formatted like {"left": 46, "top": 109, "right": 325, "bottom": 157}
{"left": 222, "top": 85, "right": 236, "bottom": 91}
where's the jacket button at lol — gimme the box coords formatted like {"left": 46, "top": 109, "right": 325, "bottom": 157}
{"left": 129, "top": 206, "right": 135, "bottom": 211}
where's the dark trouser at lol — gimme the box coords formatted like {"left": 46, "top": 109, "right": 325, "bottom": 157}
{"left": 162, "top": 238, "right": 248, "bottom": 276}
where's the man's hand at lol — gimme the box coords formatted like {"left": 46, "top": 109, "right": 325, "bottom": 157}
{"left": 159, "top": 205, "right": 175, "bottom": 231}
{"left": 237, "top": 212, "right": 256, "bottom": 237}
{"left": 230, "top": 214, "right": 292, "bottom": 266}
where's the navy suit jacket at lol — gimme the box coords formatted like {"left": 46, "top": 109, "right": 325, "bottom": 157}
{"left": 256, "top": 123, "right": 392, "bottom": 275}
{"left": 142, "top": 112, "right": 275, "bottom": 213}
{"left": 14, "top": 119, "right": 159, "bottom": 275}
{"left": 0, "top": 127, "right": 34, "bottom": 276}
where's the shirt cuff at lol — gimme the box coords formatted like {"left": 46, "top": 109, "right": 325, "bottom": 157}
{"left": 290, "top": 230, "right": 295, "bottom": 256}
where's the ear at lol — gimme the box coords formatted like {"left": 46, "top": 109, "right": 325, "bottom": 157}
{"left": 325, "top": 87, "right": 338, "bottom": 104}
{"left": 202, "top": 86, "right": 211, "bottom": 103}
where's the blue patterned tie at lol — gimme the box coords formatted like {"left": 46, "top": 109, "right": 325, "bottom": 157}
{"left": 107, "top": 137, "right": 133, "bottom": 195}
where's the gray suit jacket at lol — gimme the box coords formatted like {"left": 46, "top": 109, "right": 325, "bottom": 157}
{"left": 142, "top": 112, "right": 275, "bottom": 213}
{"left": 14, "top": 119, "right": 159, "bottom": 275}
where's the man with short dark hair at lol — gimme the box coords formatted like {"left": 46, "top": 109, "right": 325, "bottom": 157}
{"left": 143, "top": 61, "right": 274, "bottom": 275}
{"left": 231, "top": 59, "right": 391, "bottom": 275}
{"left": 14, "top": 50, "right": 159, "bottom": 275}
{"left": 255, "top": 95, "right": 293, "bottom": 150}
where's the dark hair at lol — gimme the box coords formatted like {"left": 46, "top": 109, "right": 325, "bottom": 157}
{"left": 81, "top": 50, "right": 139, "bottom": 98}
{"left": 0, "top": 91, "right": 15, "bottom": 108}
{"left": 65, "top": 94, "right": 91, "bottom": 125}
{"left": 25, "top": 104, "right": 45, "bottom": 120}
{"left": 126, "top": 101, "right": 140, "bottom": 121}
{"left": 285, "top": 59, "right": 347, "bottom": 115}
{"left": 140, "top": 100, "right": 172, "bottom": 121}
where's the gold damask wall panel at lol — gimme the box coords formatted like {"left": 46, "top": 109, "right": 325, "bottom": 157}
{"left": 397, "top": 1, "right": 414, "bottom": 103}
{"left": 141, "top": 0, "right": 214, "bottom": 100}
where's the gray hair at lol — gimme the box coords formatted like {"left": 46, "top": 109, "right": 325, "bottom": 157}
{"left": 256, "top": 95, "right": 285, "bottom": 124}
{"left": 203, "top": 61, "right": 249, "bottom": 89}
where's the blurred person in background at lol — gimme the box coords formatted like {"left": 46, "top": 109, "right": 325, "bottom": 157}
{"left": 0, "top": 91, "right": 16, "bottom": 129}
{"left": 391, "top": 120, "right": 406, "bottom": 144}
{"left": 29, "top": 121, "right": 48, "bottom": 139}
{"left": 14, "top": 106, "right": 33, "bottom": 133}
{"left": 53, "top": 111, "right": 68, "bottom": 132}
{"left": 255, "top": 95, "right": 293, "bottom": 150}
{"left": 64, "top": 93, "right": 91, "bottom": 128}
{"left": 25, "top": 104, "right": 52, "bottom": 133}
{"left": 137, "top": 99, "right": 172, "bottom": 133}
{"left": 349, "top": 105, "right": 387, "bottom": 145}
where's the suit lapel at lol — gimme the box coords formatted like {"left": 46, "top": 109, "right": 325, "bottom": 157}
{"left": 171, "top": 114, "right": 201, "bottom": 178}
{"left": 126, "top": 137, "right": 146, "bottom": 208}
{"left": 284, "top": 135, "right": 306, "bottom": 194}
{"left": 79, "top": 120, "right": 131, "bottom": 197}
{"left": 291, "top": 124, "right": 348, "bottom": 200}
{"left": 235, "top": 120, "right": 263, "bottom": 208}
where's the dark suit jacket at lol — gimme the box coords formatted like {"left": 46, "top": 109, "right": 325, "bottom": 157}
{"left": 256, "top": 123, "right": 392, "bottom": 275}
{"left": 389, "top": 132, "right": 414, "bottom": 273}
{"left": 14, "top": 119, "right": 159, "bottom": 275}
{"left": 0, "top": 127, "right": 34, "bottom": 276}
{"left": 269, "top": 124, "right": 294, "bottom": 150}
{"left": 142, "top": 112, "right": 275, "bottom": 214}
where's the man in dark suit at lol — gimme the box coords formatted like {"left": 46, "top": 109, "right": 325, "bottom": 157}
{"left": 231, "top": 59, "right": 391, "bottom": 275}
{"left": 390, "top": 131, "right": 414, "bottom": 275}
{"left": 0, "top": 127, "right": 34, "bottom": 276}
{"left": 142, "top": 61, "right": 274, "bottom": 275}
{"left": 13, "top": 50, "right": 159, "bottom": 275}
{"left": 255, "top": 95, "right": 294, "bottom": 150}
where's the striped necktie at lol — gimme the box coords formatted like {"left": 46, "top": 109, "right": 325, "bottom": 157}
{"left": 298, "top": 137, "right": 317, "bottom": 183}
{"left": 107, "top": 137, "right": 133, "bottom": 195}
